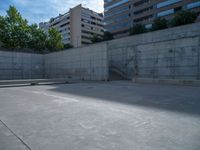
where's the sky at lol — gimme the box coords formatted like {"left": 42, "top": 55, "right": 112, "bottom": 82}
{"left": 0, "top": 0, "right": 104, "bottom": 24}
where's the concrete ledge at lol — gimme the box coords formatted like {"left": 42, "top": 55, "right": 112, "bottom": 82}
{"left": 0, "top": 78, "right": 71, "bottom": 86}
{"left": 132, "top": 78, "right": 200, "bottom": 86}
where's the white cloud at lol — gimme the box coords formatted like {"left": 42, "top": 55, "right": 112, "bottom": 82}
{"left": 0, "top": 0, "right": 104, "bottom": 24}
{"left": 14, "top": 0, "right": 29, "bottom": 6}
{"left": 49, "top": 0, "right": 104, "bottom": 14}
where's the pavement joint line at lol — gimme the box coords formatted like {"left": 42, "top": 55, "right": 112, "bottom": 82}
{"left": 0, "top": 120, "right": 32, "bottom": 150}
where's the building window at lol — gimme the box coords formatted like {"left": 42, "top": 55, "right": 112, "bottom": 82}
{"left": 157, "top": 9, "right": 174, "bottom": 17}
{"left": 82, "top": 30, "right": 94, "bottom": 35}
{"left": 133, "top": 15, "right": 153, "bottom": 22}
{"left": 82, "top": 24, "right": 91, "bottom": 30}
{"left": 134, "top": 6, "right": 153, "bottom": 15}
{"left": 96, "top": 18, "right": 102, "bottom": 21}
{"left": 60, "top": 22, "right": 69, "bottom": 27}
{"left": 105, "top": 0, "right": 129, "bottom": 11}
{"left": 105, "top": 14, "right": 129, "bottom": 25}
{"left": 82, "top": 35, "right": 92, "bottom": 40}
{"left": 107, "top": 21, "right": 130, "bottom": 31}
{"left": 157, "top": 0, "right": 182, "bottom": 8}
{"left": 133, "top": 0, "right": 150, "bottom": 7}
{"left": 82, "top": 19, "right": 90, "bottom": 23}
{"left": 104, "top": 6, "right": 129, "bottom": 18}
{"left": 187, "top": 1, "right": 200, "bottom": 9}
{"left": 82, "top": 13, "right": 91, "bottom": 19}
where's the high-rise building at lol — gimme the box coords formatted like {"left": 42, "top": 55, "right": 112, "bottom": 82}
{"left": 104, "top": 0, "right": 200, "bottom": 38}
{"left": 39, "top": 4, "right": 104, "bottom": 47}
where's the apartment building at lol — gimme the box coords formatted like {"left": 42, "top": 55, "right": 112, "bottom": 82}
{"left": 39, "top": 4, "right": 104, "bottom": 47}
{"left": 104, "top": 0, "right": 200, "bottom": 38}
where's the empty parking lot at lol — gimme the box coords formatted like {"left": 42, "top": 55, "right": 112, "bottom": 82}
{"left": 0, "top": 81, "right": 200, "bottom": 150}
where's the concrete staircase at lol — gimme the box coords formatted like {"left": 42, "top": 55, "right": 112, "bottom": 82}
{"left": 109, "top": 61, "right": 127, "bottom": 80}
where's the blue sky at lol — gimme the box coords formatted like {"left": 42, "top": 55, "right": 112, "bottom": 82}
{"left": 0, "top": 0, "right": 104, "bottom": 24}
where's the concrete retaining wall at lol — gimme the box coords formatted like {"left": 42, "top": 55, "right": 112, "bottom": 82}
{"left": 0, "top": 23, "right": 199, "bottom": 81}
{"left": 44, "top": 43, "right": 109, "bottom": 80}
{"left": 108, "top": 23, "right": 200, "bottom": 80}
{"left": 0, "top": 51, "right": 44, "bottom": 80}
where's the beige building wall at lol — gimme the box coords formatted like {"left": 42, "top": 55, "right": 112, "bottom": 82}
{"left": 39, "top": 4, "right": 104, "bottom": 48}
{"left": 70, "top": 5, "right": 82, "bottom": 47}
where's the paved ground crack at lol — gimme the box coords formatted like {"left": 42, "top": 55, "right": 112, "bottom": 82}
{"left": 0, "top": 120, "right": 32, "bottom": 150}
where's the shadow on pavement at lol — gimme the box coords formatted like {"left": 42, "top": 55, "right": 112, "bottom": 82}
{"left": 48, "top": 81, "right": 200, "bottom": 117}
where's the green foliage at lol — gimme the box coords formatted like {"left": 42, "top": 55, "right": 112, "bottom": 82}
{"left": 46, "top": 28, "right": 64, "bottom": 51}
{"left": 130, "top": 24, "right": 147, "bottom": 35}
{"left": 91, "top": 32, "right": 113, "bottom": 43}
{"left": 129, "top": 10, "right": 198, "bottom": 36}
{"left": 0, "top": 6, "right": 29, "bottom": 49}
{"left": 102, "top": 31, "right": 113, "bottom": 41}
{"left": 91, "top": 34, "right": 103, "bottom": 43}
{"left": 152, "top": 18, "right": 168, "bottom": 31}
{"left": 170, "top": 10, "right": 198, "bottom": 27}
{"left": 28, "top": 24, "right": 47, "bottom": 51}
{"left": 64, "top": 44, "right": 73, "bottom": 49}
{"left": 0, "top": 6, "right": 64, "bottom": 52}
{"left": 0, "top": 16, "right": 5, "bottom": 46}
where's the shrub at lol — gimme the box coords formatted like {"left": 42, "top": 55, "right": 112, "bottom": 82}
{"left": 170, "top": 10, "right": 198, "bottom": 27}
{"left": 102, "top": 31, "right": 113, "bottom": 41}
{"left": 152, "top": 18, "right": 168, "bottom": 31}
{"left": 64, "top": 44, "right": 73, "bottom": 49}
{"left": 130, "top": 24, "right": 147, "bottom": 35}
{"left": 91, "top": 34, "right": 103, "bottom": 43}
{"left": 46, "top": 28, "right": 64, "bottom": 51}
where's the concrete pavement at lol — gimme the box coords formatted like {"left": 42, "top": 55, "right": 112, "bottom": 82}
{"left": 0, "top": 81, "right": 200, "bottom": 150}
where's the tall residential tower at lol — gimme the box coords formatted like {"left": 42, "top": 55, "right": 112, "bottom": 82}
{"left": 39, "top": 4, "right": 104, "bottom": 47}
{"left": 104, "top": 0, "right": 200, "bottom": 38}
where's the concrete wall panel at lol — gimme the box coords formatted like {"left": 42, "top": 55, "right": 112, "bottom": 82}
{"left": 0, "top": 51, "right": 44, "bottom": 80}
{"left": 44, "top": 43, "right": 109, "bottom": 81}
{"left": 108, "top": 23, "right": 200, "bottom": 80}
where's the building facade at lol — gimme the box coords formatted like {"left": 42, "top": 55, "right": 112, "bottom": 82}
{"left": 104, "top": 0, "right": 200, "bottom": 38}
{"left": 39, "top": 5, "right": 104, "bottom": 47}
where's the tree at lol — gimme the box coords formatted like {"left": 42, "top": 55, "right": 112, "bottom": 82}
{"left": 152, "top": 18, "right": 168, "bottom": 31}
{"left": 0, "top": 6, "right": 67, "bottom": 52}
{"left": 130, "top": 24, "right": 147, "bottom": 35}
{"left": 91, "top": 34, "right": 103, "bottom": 43}
{"left": 102, "top": 31, "right": 113, "bottom": 41}
{"left": 64, "top": 44, "right": 73, "bottom": 49}
{"left": 170, "top": 10, "right": 198, "bottom": 27}
{"left": 91, "top": 31, "right": 113, "bottom": 43}
{"left": 0, "top": 6, "right": 29, "bottom": 49}
{"left": 46, "top": 28, "right": 64, "bottom": 51}
{"left": 28, "top": 24, "right": 47, "bottom": 51}
{"left": 0, "top": 16, "right": 5, "bottom": 47}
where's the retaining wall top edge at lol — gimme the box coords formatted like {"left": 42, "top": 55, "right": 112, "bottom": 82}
{"left": 108, "top": 22, "right": 200, "bottom": 46}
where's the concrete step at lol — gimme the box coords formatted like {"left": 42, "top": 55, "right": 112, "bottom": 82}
{"left": 133, "top": 78, "right": 200, "bottom": 86}
{"left": 0, "top": 78, "right": 71, "bottom": 86}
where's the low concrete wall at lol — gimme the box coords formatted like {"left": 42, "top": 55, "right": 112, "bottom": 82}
{"left": 44, "top": 43, "right": 109, "bottom": 80}
{"left": 0, "top": 44, "right": 109, "bottom": 81}
{"left": 0, "top": 51, "right": 44, "bottom": 80}
{"left": 108, "top": 23, "right": 200, "bottom": 80}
